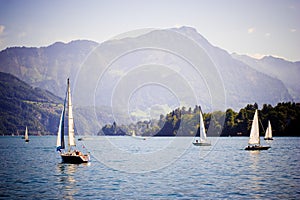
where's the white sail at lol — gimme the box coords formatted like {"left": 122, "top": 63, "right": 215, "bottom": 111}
{"left": 199, "top": 111, "right": 207, "bottom": 141}
{"left": 264, "top": 120, "right": 272, "bottom": 139}
{"left": 24, "top": 126, "right": 29, "bottom": 140}
{"left": 248, "top": 110, "right": 260, "bottom": 145}
{"left": 56, "top": 108, "right": 65, "bottom": 150}
{"left": 67, "top": 79, "right": 76, "bottom": 148}
{"left": 132, "top": 130, "right": 136, "bottom": 137}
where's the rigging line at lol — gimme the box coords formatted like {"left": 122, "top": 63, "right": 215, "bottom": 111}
{"left": 259, "top": 119, "right": 265, "bottom": 133}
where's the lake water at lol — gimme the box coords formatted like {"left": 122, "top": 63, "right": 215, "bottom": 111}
{"left": 0, "top": 136, "right": 299, "bottom": 199}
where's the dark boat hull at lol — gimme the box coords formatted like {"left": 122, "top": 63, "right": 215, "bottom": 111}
{"left": 193, "top": 142, "right": 211, "bottom": 146}
{"left": 264, "top": 138, "right": 273, "bottom": 140}
{"left": 61, "top": 152, "right": 90, "bottom": 164}
{"left": 25, "top": 139, "right": 29, "bottom": 142}
{"left": 245, "top": 146, "right": 271, "bottom": 151}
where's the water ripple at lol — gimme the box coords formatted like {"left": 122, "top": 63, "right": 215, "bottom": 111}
{"left": 0, "top": 136, "right": 299, "bottom": 199}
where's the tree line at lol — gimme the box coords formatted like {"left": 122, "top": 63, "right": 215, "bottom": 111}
{"left": 101, "top": 102, "right": 300, "bottom": 137}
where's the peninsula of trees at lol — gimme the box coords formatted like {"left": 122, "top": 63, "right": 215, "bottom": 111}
{"left": 101, "top": 102, "right": 300, "bottom": 137}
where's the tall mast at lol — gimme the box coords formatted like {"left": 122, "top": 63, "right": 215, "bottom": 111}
{"left": 67, "top": 78, "right": 76, "bottom": 151}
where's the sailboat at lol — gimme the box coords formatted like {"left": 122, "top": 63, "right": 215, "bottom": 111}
{"left": 131, "top": 130, "right": 147, "bottom": 140}
{"left": 193, "top": 110, "right": 211, "bottom": 146}
{"left": 56, "top": 78, "right": 90, "bottom": 164}
{"left": 24, "top": 126, "right": 29, "bottom": 142}
{"left": 264, "top": 120, "right": 273, "bottom": 140}
{"left": 132, "top": 130, "right": 136, "bottom": 137}
{"left": 245, "top": 110, "right": 270, "bottom": 150}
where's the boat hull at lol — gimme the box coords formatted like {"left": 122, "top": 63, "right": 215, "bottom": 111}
{"left": 244, "top": 146, "right": 271, "bottom": 151}
{"left": 193, "top": 142, "right": 211, "bottom": 146}
{"left": 264, "top": 138, "right": 273, "bottom": 140}
{"left": 25, "top": 139, "right": 29, "bottom": 142}
{"left": 61, "top": 152, "right": 90, "bottom": 164}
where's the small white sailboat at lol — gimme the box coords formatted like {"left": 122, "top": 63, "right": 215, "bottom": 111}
{"left": 131, "top": 130, "right": 147, "bottom": 140}
{"left": 24, "top": 126, "right": 29, "bottom": 142}
{"left": 193, "top": 110, "right": 211, "bottom": 146}
{"left": 56, "top": 78, "right": 90, "bottom": 164}
{"left": 132, "top": 130, "right": 136, "bottom": 137}
{"left": 245, "top": 110, "right": 270, "bottom": 150}
{"left": 264, "top": 120, "right": 273, "bottom": 140}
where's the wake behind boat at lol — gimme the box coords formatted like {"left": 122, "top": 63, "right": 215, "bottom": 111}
{"left": 56, "top": 78, "right": 90, "bottom": 164}
{"left": 245, "top": 110, "right": 270, "bottom": 151}
{"left": 193, "top": 110, "right": 211, "bottom": 146}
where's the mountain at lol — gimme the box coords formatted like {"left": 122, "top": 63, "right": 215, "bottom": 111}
{"left": 172, "top": 27, "right": 293, "bottom": 108}
{"left": 0, "top": 72, "right": 114, "bottom": 135}
{"left": 0, "top": 72, "right": 62, "bottom": 135}
{"left": 72, "top": 26, "right": 293, "bottom": 117}
{"left": 0, "top": 27, "right": 297, "bottom": 127}
{"left": 0, "top": 40, "right": 98, "bottom": 98}
{"left": 231, "top": 53, "right": 300, "bottom": 102}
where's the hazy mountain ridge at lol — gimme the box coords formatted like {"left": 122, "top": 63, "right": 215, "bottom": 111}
{"left": 0, "top": 25, "right": 299, "bottom": 135}
{"left": 0, "top": 26, "right": 297, "bottom": 122}
{"left": 231, "top": 53, "right": 300, "bottom": 102}
{"left": 173, "top": 27, "right": 293, "bottom": 107}
{"left": 0, "top": 40, "right": 99, "bottom": 98}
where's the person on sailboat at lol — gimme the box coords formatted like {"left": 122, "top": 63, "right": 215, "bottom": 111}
{"left": 57, "top": 146, "right": 62, "bottom": 152}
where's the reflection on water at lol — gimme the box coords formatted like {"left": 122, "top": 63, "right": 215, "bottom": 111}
{"left": 56, "top": 163, "right": 90, "bottom": 200}
{"left": 249, "top": 150, "right": 260, "bottom": 166}
{"left": 249, "top": 150, "right": 260, "bottom": 175}
{"left": 248, "top": 151, "right": 263, "bottom": 198}
{"left": 265, "top": 139, "right": 273, "bottom": 145}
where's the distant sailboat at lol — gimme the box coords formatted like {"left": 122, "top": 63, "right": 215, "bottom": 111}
{"left": 24, "top": 126, "right": 29, "bottom": 142}
{"left": 132, "top": 130, "right": 136, "bottom": 137}
{"left": 264, "top": 120, "right": 273, "bottom": 140}
{"left": 56, "top": 78, "right": 90, "bottom": 164}
{"left": 245, "top": 110, "right": 270, "bottom": 150}
{"left": 131, "top": 130, "right": 147, "bottom": 140}
{"left": 193, "top": 110, "right": 211, "bottom": 146}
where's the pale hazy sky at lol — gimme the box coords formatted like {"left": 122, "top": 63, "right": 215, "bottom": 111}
{"left": 0, "top": 0, "right": 299, "bottom": 61}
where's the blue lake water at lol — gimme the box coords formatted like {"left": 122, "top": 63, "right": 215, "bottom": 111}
{"left": 0, "top": 136, "right": 299, "bottom": 199}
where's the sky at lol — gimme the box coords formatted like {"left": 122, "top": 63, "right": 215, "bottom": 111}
{"left": 0, "top": 0, "right": 299, "bottom": 61}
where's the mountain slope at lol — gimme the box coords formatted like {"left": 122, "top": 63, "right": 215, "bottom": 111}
{"left": 0, "top": 40, "right": 98, "bottom": 98}
{"left": 0, "top": 72, "right": 62, "bottom": 135}
{"left": 231, "top": 53, "right": 300, "bottom": 102}
{"left": 73, "top": 26, "right": 292, "bottom": 114}
{"left": 173, "top": 27, "right": 293, "bottom": 108}
{"left": 0, "top": 27, "right": 296, "bottom": 122}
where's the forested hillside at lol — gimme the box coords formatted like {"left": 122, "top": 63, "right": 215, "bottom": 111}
{"left": 103, "top": 102, "right": 300, "bottom": 137}
{"left": 0, "top": 72, "right": 62, "bottom": 135}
